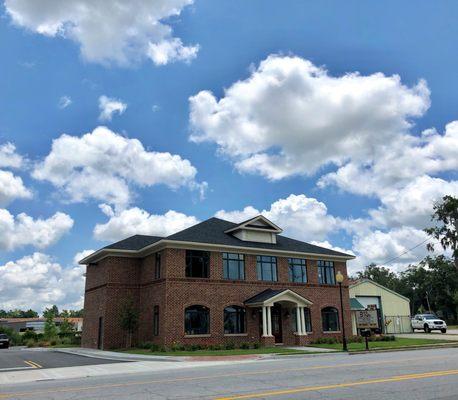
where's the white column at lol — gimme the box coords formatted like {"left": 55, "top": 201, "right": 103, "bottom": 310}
{"left": 301, "top": 307, "right": 307, "bottom": 335}
{"left": 262, "top": 306, "right": 268, "bottom": 337}
{"left": 296, "top": 306, "right": 302, "bottom": 335}
{"left": 267, "top": 306, "right": 272, "bottom": 336}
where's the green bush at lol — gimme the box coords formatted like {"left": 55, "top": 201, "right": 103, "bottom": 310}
{"left": 253, "top": 342, "right": 261, "bottom": 349}
{"left": 208, "top": 344, "right": 223, "bottom": 351}
{"left": 0, "top": 326, "right": 22, "bottom": 346}
{"left": 239, "top": 342, "right": 250, "bottom": 349}
{"left": 26, "top": 339, "right": 36, "bottom": 348}
{"left": 138, "top": 342, "right": 154, "bottom": 349}
{"left": 170, "top": 343, "right": 186, "bottom": 352}
{"left": 224, "top": 342, "right": 235, "bottom": 350}
{"left": 149, "top": 344, "right": 161, "bottom": 352}
{"left": 22, "top": 330, "right": 38, "bottom": 342}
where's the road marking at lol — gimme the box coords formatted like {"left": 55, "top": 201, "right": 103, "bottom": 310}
{"left": 0, "top": 354, "right": 455, "bottom": 399}
{"left": 23, "top": 361, "right": 40, "bottom": 369}
{"left": 25, "top": 360, "right": 42, "bottom": 369}
{"left": 214, "top": 369, "right": 458, "bottom": 399}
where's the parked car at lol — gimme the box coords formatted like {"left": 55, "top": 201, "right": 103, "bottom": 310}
{"left": 411, "top": 314, "right": 447, "bottom": 333}
{"left": 0, "top": 334, "right": 10, "bottom": 349}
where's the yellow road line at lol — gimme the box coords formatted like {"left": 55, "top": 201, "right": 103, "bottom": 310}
{"left": 214, "top": 369, "right": 458, "bottom": 399}
{"left": 0, "top": 354, "right": 454, "bottom": 399}
{"left": 26, "top": 360, "right": 42, "bottom": 369}
{"left": 22, "top": 361, "right": 39, "bottom": 369}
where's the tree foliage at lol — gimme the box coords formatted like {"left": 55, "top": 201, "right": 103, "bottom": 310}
{"left": 0, "top": 309, "right": 39, "bottom": 318}
{"left": 425, "top": 195, "right": 458, "bottom": 269}
{"left": 44, "top": 312, "right": 58, "bottom": 340}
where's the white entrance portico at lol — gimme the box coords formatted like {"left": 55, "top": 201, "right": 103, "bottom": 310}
{"left": 245, "top": 289, "right": 313, "bottom": 341}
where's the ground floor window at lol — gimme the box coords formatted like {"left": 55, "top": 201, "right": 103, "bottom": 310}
{"left": 153, "top": 305, "right": 159, "bottom": 336}
{"left": 185, "top": 305, "right": 210, "bottom": 335}
{"left": 224, "top": 306, "right": 246, "bottom": 334}
{"left": 322, "top": 307, "right": 340, "bottom": 332}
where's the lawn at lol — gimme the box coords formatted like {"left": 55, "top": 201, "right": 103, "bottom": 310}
{"left": 117, "top": 347, "right": 320, "bottom": 357}
{"left": 309, "top": 337, "right": 454, "bottom": 352}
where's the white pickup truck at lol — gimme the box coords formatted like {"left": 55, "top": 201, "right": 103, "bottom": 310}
{"left": 411, "top": 314, "right": 447, "bottom": 333}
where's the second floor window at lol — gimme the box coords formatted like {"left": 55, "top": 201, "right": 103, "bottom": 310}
{"left": 256, "top": 255, "right": 277, "bottom": 281}
{"left": 223, "top": 253, "right": 245, "bottom": 280}
{"left": 154, "top": 252, "right": 161, "bottom": 279}
{"left": 288, "top": 258, "right": 307, "bottom": 283}
{"left": 186, "top": 250, "right": 210, "bottom": 278}
{"left": 318, "top": 260, "right": 335, "bottom": 285}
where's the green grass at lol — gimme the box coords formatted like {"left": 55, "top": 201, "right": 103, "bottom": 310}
{"left": 309, "top": 337, "right": 455, "bottom": 352}
{"left": 447, "top": 325, "right": 458, "bottom": 329}
{"left": 117, "top": 347, "right": 317, "bottom": 357}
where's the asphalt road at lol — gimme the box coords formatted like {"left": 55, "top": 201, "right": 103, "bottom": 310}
{"left": 0, "top": 347, "right": 457, "bottom": 399}
{"left": 0, "top": 348, "right": 123, "bottom": 372}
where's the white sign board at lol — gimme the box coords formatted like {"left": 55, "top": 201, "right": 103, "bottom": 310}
{"left": 356, "top": 309, "right": 378, "bottom": 329}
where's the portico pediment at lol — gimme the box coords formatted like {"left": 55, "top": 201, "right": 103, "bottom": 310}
{"left": 245, "top": 289, "right": 313, "bottom": 307}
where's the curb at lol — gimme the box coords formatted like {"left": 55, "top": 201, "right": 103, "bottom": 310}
{"left": 349, "top": 342, "right": 458, "bottom": 355}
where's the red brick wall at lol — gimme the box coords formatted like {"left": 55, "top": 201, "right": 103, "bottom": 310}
{"left": 82, "top": 248, "right": 352, "bottom": 349}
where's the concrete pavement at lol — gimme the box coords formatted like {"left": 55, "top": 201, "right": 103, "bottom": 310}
{"left": 0, "top": 347, "right": 456, "bottom": 399}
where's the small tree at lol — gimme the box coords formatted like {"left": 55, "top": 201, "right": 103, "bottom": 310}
{"left": 120, "top": 298, "right": 139, "bottom": 348}
{"left": 425, "top": 195, "right": 458, "bottom": 269}
{"left": 44, "top": 312, "right": 58, "bottom": 340}
{"left": 59, "top": 310, "right": 75, "bottom": 336}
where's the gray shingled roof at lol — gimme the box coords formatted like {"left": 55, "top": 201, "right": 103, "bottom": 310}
{"left": 244, "top": 289, "right": 286, "bottom": 304}
{"left": 165, "top": 217, "right": 352, "bottom": 257}
{"left": 97, "top": 217, "right": 353, "bottom": 258}
{"left": 104, "top": 235, "right": 163, "bottom": 250}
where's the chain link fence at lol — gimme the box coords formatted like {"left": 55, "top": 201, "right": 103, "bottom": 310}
{"left": 384, "top": 315, "right": 412, "bottom": 334}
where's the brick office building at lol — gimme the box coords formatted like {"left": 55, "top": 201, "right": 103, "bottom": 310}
{"left": 80, "top": 216, "right": 354, "bottom": 349}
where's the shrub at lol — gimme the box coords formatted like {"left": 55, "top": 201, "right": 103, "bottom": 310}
{"left": 138, "top": 342, "right": 154, "bottom": 349}
{"left": 50, "top": 339, "right": 58, "bottom": 346}
{"left": 208, "top": 344, "right": 223, "bottom": 351}
{"left": 26, "top": 339, "right": 36, "bottom": 348}
{"left": 37, "top": 340, "right": 49, "bottom": 347}
{"left": 239, "top": 342, "right": 250, "bottom": 349}
{"left": 60, "top": 337, "right": 73, "bottom": 345}
{"left": 149, "top": 344, "right": 161, "bottom": 352}
{"left": 224, "top": 342, "right": 235, "bottom": 350}
{"left": 252, "top": 342, "right": 260, "bottom": 349}
{"left": 22, "top": 330, "right": 38, "bottom": 342}
{"left": 170, "top": 343, "right": 186, "bottom": 352}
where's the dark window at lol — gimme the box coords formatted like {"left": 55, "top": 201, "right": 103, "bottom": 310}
{"left": 291, "top": 307, "right": 313, "bottom": 332}
{"left": 322, "top": 307, "right": 340, "bottom": 332}
{"left": 256, "top": 255, "right": 277, "bottom": 281}
{"left": 223, "top": 253, "right": 245, "bottom": 280}
{"left": 185, "top": 305, "right": 209, "bottom": 335}
{"left": 318, "top": 260, "right": 335, "bottom": 285}
{"left": 185, "top": 250, "right": 210, "bottom": 278}
{"left": 154, "top": 252, "right": 161, "bottom": 279}
{"left": 153, "top": 305, "right": 159, "bottom": 336}
{"left": 224, "top": 306, "right": 246, "bottom": 334}
{"left": 288, "top": 258, "right": 307, "bottom": 283}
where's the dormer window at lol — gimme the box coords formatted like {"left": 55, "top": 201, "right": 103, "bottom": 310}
{"left": 224, "top": 215, "right": 282, "bottom": 244}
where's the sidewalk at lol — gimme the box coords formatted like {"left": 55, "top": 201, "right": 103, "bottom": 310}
{"left": 0, "top": 359, "right": 255, "bottom": 385}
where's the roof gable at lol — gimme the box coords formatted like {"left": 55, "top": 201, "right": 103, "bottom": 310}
{"left": 224, "top": 215, "right": 283, "bottom": 234}
{"left": 349, "top": 279, "right": 410, "bottom": 302}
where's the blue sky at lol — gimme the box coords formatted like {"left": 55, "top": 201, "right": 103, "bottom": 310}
{"left": 0, "top": 0, "right": 457, "bottom": 311}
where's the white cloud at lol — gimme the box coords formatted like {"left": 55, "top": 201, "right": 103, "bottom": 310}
{"left": 5, "top": 0, "right": 198, "bottom": 67}
{"left": 216, "top": 194, "right": 338, "bottom": 242}
{"left": 58, "top": 95, "right": 72, "bottom": 109}
{"left": 94, "top": 206, "right": 199, "bottom": 242}
{"left": 0, "top": 170, "right": 32, "bottom": 206}
{"left": 349, "top": 227, "right": 434, "bottom": 274}
{"left": 369, "top": 176, "right": 458, "bottom": 229}
{"left": 190, "top": 54, "right": 430, "bottom": 181}
{"left": 319, "top": 121, "right": 458, "bottom": 197}
{"left": 0, "top": 143, "right": 23, "bottom": 169}
{"left": 0, "top": 209, "right": 74, "bottom": 251}
{"left": 98, "top": 95, "right": 127, "bottom": 121}
{"left": 0, "top": 252, "right": 85, "bottom": 311}
{"left": 32, "top": 126, "right": 204, "bottom": 209}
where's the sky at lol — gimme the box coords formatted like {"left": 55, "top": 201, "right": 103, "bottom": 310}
{"left": 0, "top": 0, "right": 457, "bottom": 312}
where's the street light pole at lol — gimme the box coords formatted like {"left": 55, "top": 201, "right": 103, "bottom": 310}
{"left": 336, "top": 271, "right": 348, "bottom": 352}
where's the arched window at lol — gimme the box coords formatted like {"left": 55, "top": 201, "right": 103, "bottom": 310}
{"left": 224, "top": 306, "right": 246, "bottom": 334}
{"left": 321, "top": 307, "right": 340, "bottom": 332}
{"left": 185, "top": 305, "right": 209, "bottom": 335}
